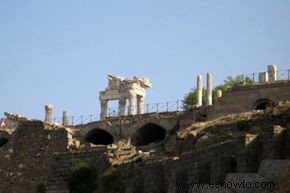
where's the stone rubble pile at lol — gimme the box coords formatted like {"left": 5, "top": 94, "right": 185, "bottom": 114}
{"left": 107, "top": 140, "right": 144, "bottom": 165}
{"left": 4, "top": 112, "right": 28, "bottom": 122}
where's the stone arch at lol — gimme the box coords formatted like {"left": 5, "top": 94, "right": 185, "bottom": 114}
{"left": 253, "top": 98, "right": 275, "bottom": 110}
{"left": 85, "top": 128, "right": 114, "bottom": 145}
{"left": 129, "top": 116, "right": 176, "bottom": 133}
{"left": 0, "top": 138, "right": 8, "bottom": 148}
{"left": 133, "top": 123, "right": 166, "bottom": 146}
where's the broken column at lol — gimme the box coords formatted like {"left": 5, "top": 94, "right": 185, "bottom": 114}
{"left": 62, "top": 111, "right": 69, "bottom": 126}
{"left": 45, "top": 104, "right": 53, "bottom": 124}
{"left": 259, "top": 72, "right": 269, "bottom": 83}
{"left": 197, "top": 75, "right": 203, "bottom": 107}
{"left": 128, "top": 93, "right": 136, "bottom": 115}
{"left": 118, "top": 98, "right": 126, "bottom": 116}
{"left": 217, "top": 90, "right": 223, "bottom": 98}
{"left": 268, "top": 64, "right": 277, "bottom": 82}
{"left": 207, "top": 73, "right": 212, "bottom": 106}
{"left": 137, "top": 95, "right": 145, "bottom": 114}
{"left": 100, "top": 99, "right": 108, "bottom": 120}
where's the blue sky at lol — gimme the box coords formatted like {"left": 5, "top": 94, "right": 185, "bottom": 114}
{"left": 0, "top": 0, "right": 289, "bottom": 120}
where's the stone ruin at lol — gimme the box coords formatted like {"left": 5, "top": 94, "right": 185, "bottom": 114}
{"left": 259, "top": 64, "right": 277, "bottom": 83}
{"left": 44, "top": 104, "right": 69, "bottom": 126}
{"left": 0, "top": 112, "right": 28, "bottom": 132}
{"left": 195, "top": 72, "right": 214, "bottom": 107}
{"left": 1, "top": 64, "right": 290, "bottom": 193}
{"left": 99, "top": 75, "right": 151, "bottom": 120}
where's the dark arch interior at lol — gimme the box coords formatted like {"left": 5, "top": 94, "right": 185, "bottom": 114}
{"left": 0, "top": 138, "right": 8, "bottom": 148}
{"left": 254, "top": 99, "right": 275, "bottom": 110}
{"left": 133, "top": 123, "right": 166, "bottom": 146}
{"left": 85, "top": 129, "right": 114, "bottom": 145}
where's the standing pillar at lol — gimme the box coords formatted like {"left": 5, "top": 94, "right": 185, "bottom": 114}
{"left": 259, "top": 72, "right": 269, "bottom": 83}
{"left": 128, "top": 93, "right": 136, "bottom": 115}
{"left": 137, "top": 95, "right": 145, "bottom": 114}
{"left": 197, "top": 75, "right": 203, "bottom": 107}
{"left": 62, "top": 111, "right": 69, "bottom": 126}
{"left": 100, "top": 99, "right": 108, "bottom": 120}
{"left": 45, "top": 104, "right": 53, "bottom": 124}
{"left": 207, "top": 73, "right": 212, "bottom": 106}
{"left": 268, "top": 64, "right": 277, "bottom": 82}
{"left": 118, "top": 98, "right": 126, "bottom": 116}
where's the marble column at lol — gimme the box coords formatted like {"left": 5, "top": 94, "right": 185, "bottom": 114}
{"left": 217, "top": 90, "right": 223, "bottom": 98}
{"left": 268, "top": 64, "right": 277, "bottom": 82}
{"left": 118, "top": 98, "right": 126, "bottom": 116}
{"left": 128, "top": 93, "right": 136, "bottom": 115}
{"left": 197, "top": 75, "right": 203, "bottom": 107}
{"left": 137, "top": 95, "right": 145, "bottom": 114}
{"left": 100, "top": 99, "right": 108, "bottom": 120}
{"left": 207, "top": 73, "right": 212, "bottom": 106}
{"left": 45, "top": 104, "right": 53, "bottom": 124}
{"left": 62, "top": 111, "right": 69, "bottom": 126}
{"left": 259, "top": 72, "right": 269, "bottom": 83}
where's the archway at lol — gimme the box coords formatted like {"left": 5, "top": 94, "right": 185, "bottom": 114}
{"left": 85, "top": 128, "right": 114, "bottom": 145}
{"left": 0, "top": 138, "right": 8, "bottom": 148}
{"left": 253, "top": 98, "right": 275, "bottom": 110}
{"left": 133, "top": 123, "right": 166, "bottom": 146}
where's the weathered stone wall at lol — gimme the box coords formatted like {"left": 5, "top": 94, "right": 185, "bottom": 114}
{"left": 78, "top": 111, "right": 182, "bottom": 145}
{"left": 0, "top": 121, "right": 74, "bottom": 193}
{"left": 43, "top": 104, "right": 290, "bottom": 193}
{"left": 1, "top": 82, "right": 290, "bottom": 193}
{"left": 123, "top": 127, "right": 290, "bottom": 193}
{"left": 208, "top": 81, "right": 290, "bottom": 119}
{"left": 46, "top": 148, "right": 109, "bottom": 193}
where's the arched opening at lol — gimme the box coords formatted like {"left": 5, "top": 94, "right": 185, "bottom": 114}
{"left": 85, "top": 128, "right": 114, "bottom": 145}
{"left": 0, "top": 138, "right": 8, "bottom": 148}
{"left": 133, "top": 123, "right": 166, "bottom": 146}
{"left": 254, "top": 98, "right": 275, "bottom": 110}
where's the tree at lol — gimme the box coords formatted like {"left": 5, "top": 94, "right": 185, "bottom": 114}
{"left": 182, "top": 88, "right": 207, "bottom": 109}
{"left": 182, "top": 75, "right": 253, "bottom": 109}
{"left": 223, "top": 75, "right": 253, "bottom": 88}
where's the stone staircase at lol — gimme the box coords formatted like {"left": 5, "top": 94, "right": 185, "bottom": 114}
{"left": 107, "top": 140, "right": 143, "bottom": 165}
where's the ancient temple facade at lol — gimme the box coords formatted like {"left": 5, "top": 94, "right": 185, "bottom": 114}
{"left": 99, "top": 75, "right": 151, "bottom": 120}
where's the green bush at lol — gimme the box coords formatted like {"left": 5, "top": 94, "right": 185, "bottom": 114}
{"left": 237, "top": 120, "right": 250, "bottom": 131}
{"left": 36, "top": 183, "right": 46, "bottom": 193}
{"left": 97, "top": 168, "right": 125, "bottom": 193}
{"left": 68, "top": 161, "right": 97, "bottom": 193}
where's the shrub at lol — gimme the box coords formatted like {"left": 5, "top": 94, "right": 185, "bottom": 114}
{"left": 68, "top": 161, "right": 97, "bottom": 193}
{"left": 237, "top": 120, "right": 250, "bottom": 131}
{"left": 97, "top": 167, "right": 125, "bottom": 193}
{"left": 36, "top": 183, "right": 46, "bottom": 193}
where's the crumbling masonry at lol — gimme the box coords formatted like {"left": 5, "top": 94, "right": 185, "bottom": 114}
{"left": 1, "top": 64, "right": 290, "bottom": 193}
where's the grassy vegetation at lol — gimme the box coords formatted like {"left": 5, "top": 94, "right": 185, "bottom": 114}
{"left": 68, "top": 160, "right": 129, "bottom": 193}
{"left": 237, "top": 120, "right": 250, "bottom": 131}
{"left": 96, "top": 167, "right": 125, "bottom": 193}
{"left": 36, "top": 183, "right": 46, "bottom": 193}
{"left": 68, "top": 161, "right": 97, "bottom": 193}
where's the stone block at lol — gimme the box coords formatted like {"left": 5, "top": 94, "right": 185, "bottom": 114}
{"left": 258, "top": 159, "right": 290, "bottom": 182}
{"left": 225, "top": 173, "right": 270, "bottom": 193}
